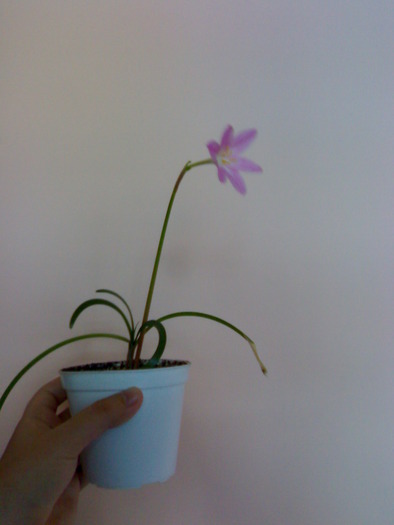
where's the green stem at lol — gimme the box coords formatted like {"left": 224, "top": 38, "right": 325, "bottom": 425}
{"left": 132, "top": 158, "right": 213, "bottom": 368}
{"left": 0, "top": 333, "right": 129, "bottom": 411}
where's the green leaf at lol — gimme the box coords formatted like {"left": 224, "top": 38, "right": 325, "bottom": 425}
{"left": 137, "top": 319, "right": 167, "bottom": 368}
{"left": 96, "top": 289, "right": 135, "bottom": 331}
{"left": 0, "top": 333, "right": 129, "bottom": 412}
{"left": 157, "top": 311, "right": 267, "bottom": 375}
{"left": 70, "top": 298, "right": 133, "bottom": 340}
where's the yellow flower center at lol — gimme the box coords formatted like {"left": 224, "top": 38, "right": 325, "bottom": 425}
{"left": 220, "top": 146, "right": 235, "bottom": 166}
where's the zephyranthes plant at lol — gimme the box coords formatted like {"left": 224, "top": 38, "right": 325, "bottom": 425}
{"left": 0, "top": 125, "right": 266, "bottom": 411}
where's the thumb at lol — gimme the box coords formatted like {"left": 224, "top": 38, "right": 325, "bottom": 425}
{"left": 58, "top": 387, "right": 143, "bottom": 457}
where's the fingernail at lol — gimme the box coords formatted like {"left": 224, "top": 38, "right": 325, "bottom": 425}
{"left": 122, "top": 387, "right": 142, "bottom": 407}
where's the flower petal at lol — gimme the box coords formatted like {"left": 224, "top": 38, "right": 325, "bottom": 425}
{"left": 225, "top": 166, "right": 247, "bottom": 194}
{"left": 217, "top": 166, "right": 228, "bottom": 183}
{"left": 207, "top": 140, "right": 220, "bottom": 162}
{"left": 235, "top": 157, "right": 262, "bottom": 173}
{"left": 232, "top": 129, "right": 257, "bottom": 153}
{"left": 220, "top": 125, "right": 234, "bottom": 149}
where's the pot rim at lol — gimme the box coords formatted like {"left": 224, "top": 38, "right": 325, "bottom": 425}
{"left": 60, "top": 359, "right": 191, "bottom": 391}
{"left": 61, "top": 359, "right": 191, "bottom": 373}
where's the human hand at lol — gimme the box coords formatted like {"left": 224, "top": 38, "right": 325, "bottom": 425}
{"left": 0, "top": 377, "right": 143, "bottom": 525}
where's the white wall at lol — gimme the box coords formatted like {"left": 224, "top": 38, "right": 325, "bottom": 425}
{"left": 1, "top": 2, "right": 393, "bottom": 524}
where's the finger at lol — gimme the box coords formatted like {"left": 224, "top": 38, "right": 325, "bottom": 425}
{"left": 45, "top": 472, "right": 81, "bottom": 525}
{"left": 76, "top": 463, "right": 89, "bottom": 490}
{"left": 57, "top": 387, "right": 143, "bottom": 457}
{"left": 57, "top": 406, "right": 71, "bottom": 424}
{"left": 24, "top": 377, "right": 67, "bottom": 418}
{"left": 23, "top": 378, "right": 66, "bottom": 428}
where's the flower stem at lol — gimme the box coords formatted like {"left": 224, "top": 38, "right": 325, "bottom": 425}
{"left": 132, "top": 158, "right": 213, "bottom": 368}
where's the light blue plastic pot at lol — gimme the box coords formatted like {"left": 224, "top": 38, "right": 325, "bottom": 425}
{"left": 60, "top": 360, "right": 190, "bottom": 489}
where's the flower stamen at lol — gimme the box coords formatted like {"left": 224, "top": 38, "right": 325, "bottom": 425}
{"left": 220, "top": 146, "right": 236, "bottom": 166}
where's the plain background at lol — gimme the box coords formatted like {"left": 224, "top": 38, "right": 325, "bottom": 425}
{"left": 1, "top": 2, "right": 393, "bottom": 524}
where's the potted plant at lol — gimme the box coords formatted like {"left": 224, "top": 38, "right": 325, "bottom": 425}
{"left": 0, "top": 125, "right": 266, "bottom": 489}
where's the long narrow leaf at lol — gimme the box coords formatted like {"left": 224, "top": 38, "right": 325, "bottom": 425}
{"left": 70, "top": 298, "right": 133, "bottom": 340}
{"left": 0, "top": 333, "right": 129, "bottom": 411}
{"left": 96, "top": 289, "right": 135, "bottom": 331}
{"left": 136, "top": 320, "right": 167, "bottom": 369}
{"left": 157, "top": 311, "right": 267, "bottom": 375}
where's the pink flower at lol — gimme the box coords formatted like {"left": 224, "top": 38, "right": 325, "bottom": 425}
{"left": 207, "top": 125, "right": 262, "bottom": 194}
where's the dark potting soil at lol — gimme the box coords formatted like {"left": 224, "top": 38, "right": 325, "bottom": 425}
{"left": 62, "top": 359, "right": 190, "bottom": 372}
